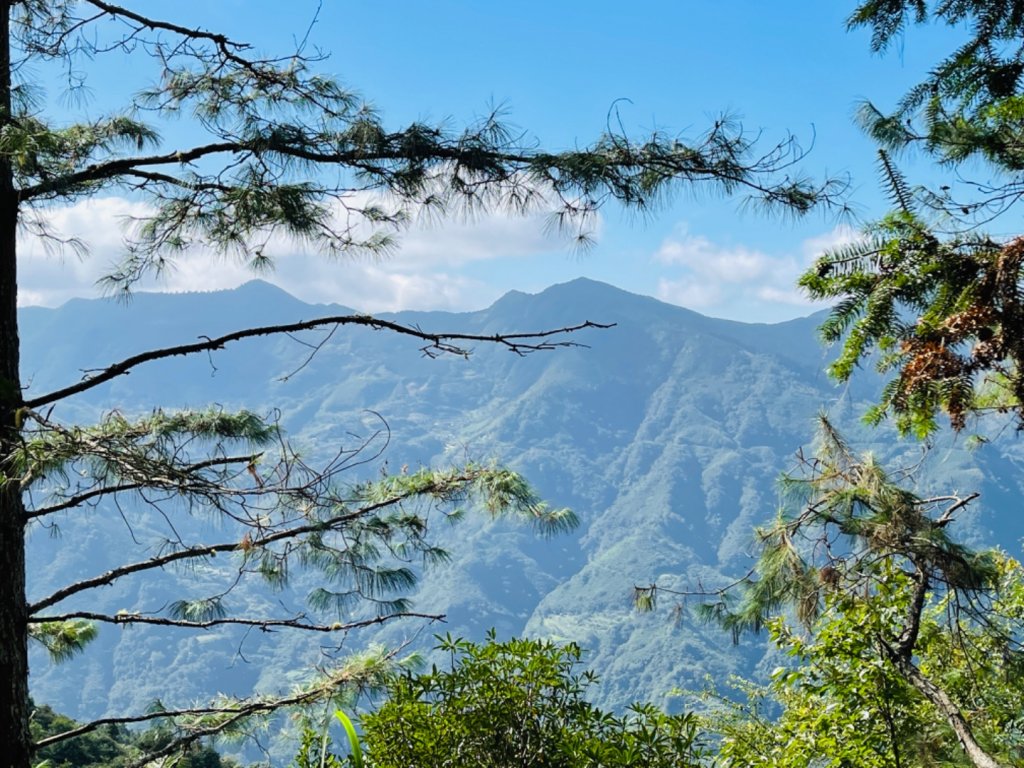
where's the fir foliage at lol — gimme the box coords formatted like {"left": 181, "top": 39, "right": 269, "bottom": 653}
{"left": 800, "top": 157, "right": 1024, "bottom": 435}
{"left": 801, "top": 3, "right": 1024, "bottom": 435}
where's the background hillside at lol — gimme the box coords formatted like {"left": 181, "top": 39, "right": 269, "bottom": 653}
{"left": 22, "top": 279, "right": 1020, "bottom": 739}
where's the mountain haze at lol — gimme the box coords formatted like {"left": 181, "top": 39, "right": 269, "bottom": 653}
{"left": 22, "top": 279, "right": 1020, "bottom": 735}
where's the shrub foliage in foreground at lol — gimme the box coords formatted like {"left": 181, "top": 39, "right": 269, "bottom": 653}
{"left": 355, "top": 634, "right": 706, "bottom": 768}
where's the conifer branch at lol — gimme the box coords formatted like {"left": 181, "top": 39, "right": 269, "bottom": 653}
{"left": 29, "top": 609, "right": 443, "bottom": 633}
{"left": 34, "top": 645, "right": 409, "bottom": 759}
{"left": 26, "top": 481, "right": 435, "bottom": 614}
{"left": 23, "top": 317, "right": 613, "bottom": 409}
{"left": 26, "top": 454, "right": 258, "bottom": 519}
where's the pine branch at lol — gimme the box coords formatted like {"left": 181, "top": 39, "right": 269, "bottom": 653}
{"left": 27, "top": 464, "right": 554, "bottom": 613}
{"left": 26, "top": 454, "right": 258, "bottom": 519}
{"left": 23, "top": 317, "right": 613, "bottom": 409}
{"left": 34, "top": 645, "right": 409, "bottom": 757}
{"left": 19, "top": 140, "right": 239, "bottom": 200}
{"left": 29, "top": 609, "right": 442, "bottom": 633}
{"left": 27, "top": 477, "right": 445, "bottom": 614}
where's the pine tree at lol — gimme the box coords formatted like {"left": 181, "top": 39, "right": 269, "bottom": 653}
{"left": 0, "top": 4, "right": 837, "bottom": 766}
{"left": 641, "top": 418, "right": 1018, "bottom": 767}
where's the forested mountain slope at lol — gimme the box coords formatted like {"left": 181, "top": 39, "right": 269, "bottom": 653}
{"left": 23, "top": 278, "right": 1019, "bottom": 723}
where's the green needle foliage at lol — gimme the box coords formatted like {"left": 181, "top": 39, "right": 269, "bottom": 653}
{"left": 849, "top": 1, "right": 1024, "bottom": 175}
{"left": 0, "top": 3, "right": 845, "bottom": 764}
{"left": 700, "top": 416, "right": 998, "bottom": 636}
{"left": 27, "top": 622, "right": 98, "bottom": 665}
{"left": 800, "top": 157, "right": 1024, "bottom": 436}
{"left": 799, "top": 3, "right": 1024, "bottom": 436}
{"left": 692, "top": 418, "right": 1019, "bottom": 768}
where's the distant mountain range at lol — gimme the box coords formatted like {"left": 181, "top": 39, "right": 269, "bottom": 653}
{"left": 22, "top": 279, "right": 1023, "bottom": 758}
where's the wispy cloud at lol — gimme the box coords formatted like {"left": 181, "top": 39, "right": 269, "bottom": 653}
{"left": 653, "top": 232, "right": 771, "bottom": 283}
{"left": 652, "top": 224, "right": 861, "bottom": 321}
{"left": 17, "top": 196, "right": 570, "bottom": 311}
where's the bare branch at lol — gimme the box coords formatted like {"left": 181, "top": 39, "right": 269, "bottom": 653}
{"left": 879, "top": 639, "right": 1007, "bottom": 768}
{"left": 934, "top": 492, "right": 981, "bottom": 527}
{"left": 29, "top": 609, "right": 442, "bottom": 633}
{"left": 81, "top": 0, "right": 255, "bottom": 55}
{"left": 23, "top": 316, "right": 613, "bottom": 409}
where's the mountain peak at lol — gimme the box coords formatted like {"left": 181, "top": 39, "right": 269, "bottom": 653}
{"left": 484, "top": 277, "right": 704, "bottom": 329}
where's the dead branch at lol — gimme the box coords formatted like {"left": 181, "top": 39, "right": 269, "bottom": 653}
{"left": 23, "top": 316, "right": 613, "bottom": 409}
{"left": 29, "top": 609, "right": 442, "bottom": 633}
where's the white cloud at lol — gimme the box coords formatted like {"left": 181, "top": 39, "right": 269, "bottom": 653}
{"left": 274, "top": 262, "right": 493, "bottom": 313}
{"left": 755, "top": 285, "right": 817, "bottom": 306}
{"left": 388, "top": 212, "right": 559, "bottom": 268}
{"left": 16, "top": 195, "right": 574, "bottom": 311}
{"left": 652, "top": 224, "right": 857, "bottom": 321}
{"left": 18, "top": 198, "right": 155, "bottom": 307}
{"left": 653, "top": 232, "right": 771, "bottom": 283}
{"left": 21, "top": 197, "right": 154, "bottom": 259}
{"left": 17, "top": 199, "right": 860, "bottom": 323}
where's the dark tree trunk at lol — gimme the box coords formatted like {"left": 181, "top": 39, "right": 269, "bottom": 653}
{"left": 0, "top": 3, "right": 29, "bottom": 767}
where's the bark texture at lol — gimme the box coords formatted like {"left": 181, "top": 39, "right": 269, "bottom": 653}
{"left": 0, "top": 2, "right": 30, "bottom": 766}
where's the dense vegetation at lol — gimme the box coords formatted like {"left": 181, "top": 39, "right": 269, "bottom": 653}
{"left": 30, "top": 702, "right": 229, "bottom": 768}
{"left": 19, "top": 1, "right": 1024, "bottom": 767}
{"left": 359, "top": 635, "right": 707, "bottom": 768}
{"left": 3, "top": 2, "right": 833, "bottom": 767}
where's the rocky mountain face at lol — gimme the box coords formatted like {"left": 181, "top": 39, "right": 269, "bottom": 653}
{"left": 22, "top": 278, "right": 1020, "bottom": 737}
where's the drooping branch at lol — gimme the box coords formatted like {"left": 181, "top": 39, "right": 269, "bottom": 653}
{"left": 27, "top": 479, "right": 433, "bottom": 614}
{"left": 28, "top": 464, "right": 575, "bottom": 613}
{"left": 29, "top": 608, "right": 442, "bottom": 634}
{"left": 23, "top": 316, "right": 613, "bottom": 409}
{"left": 34, "top": 644, "right": 407, "bottom": 759}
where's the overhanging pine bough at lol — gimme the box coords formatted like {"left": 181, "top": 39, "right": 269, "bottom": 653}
{"left": 0, "top": 2, "right": 840, "bottom": 765}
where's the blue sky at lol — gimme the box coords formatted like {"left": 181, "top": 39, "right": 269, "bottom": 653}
{"left": 19, "top": 2, "right": 970, "bottom": 322}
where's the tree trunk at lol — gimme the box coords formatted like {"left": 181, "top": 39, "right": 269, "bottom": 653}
{"left": 883, "top": 644, "right": 1006, "bottom": 768}
{"left": 0, "top": 2, "right": 30, "bottom": 766}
